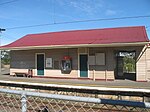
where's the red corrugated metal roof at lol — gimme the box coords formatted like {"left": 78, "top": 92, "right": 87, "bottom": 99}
{"left": 1, "top": 26, "right": 149, "bottom": 49}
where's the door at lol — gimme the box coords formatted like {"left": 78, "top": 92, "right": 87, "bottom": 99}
{"left": 80, "top": 54, "right": 88, "bottom": 77}
{"left": 37, "top": 54, "right": 44, "bottom": 75}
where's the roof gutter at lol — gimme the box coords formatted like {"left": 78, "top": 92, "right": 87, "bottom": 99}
{"left": 0, "top": 42, "right": 149, "bottom": 50}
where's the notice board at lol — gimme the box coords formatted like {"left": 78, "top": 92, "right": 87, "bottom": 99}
{"left": 95, "top": 53, "right": 105, "bottom": 65}
{"left": 46, "top": 58, "right": 53, "bottom": 68}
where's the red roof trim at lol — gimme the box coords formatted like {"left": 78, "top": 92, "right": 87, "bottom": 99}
{"left": 1, "top": 26, "right": 149, "bottom": 49}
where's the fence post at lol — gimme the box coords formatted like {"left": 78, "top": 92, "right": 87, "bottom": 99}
{"left": 93, "top": 70, "right": 95, "bottom": 81}
{"left": 21, "top": 93, "right": 27, "bottom": 112}
{"left": 105, "top": 70, "right": 107, "bottom": 81}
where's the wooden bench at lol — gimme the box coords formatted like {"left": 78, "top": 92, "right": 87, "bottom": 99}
{"left": 12, "top": 72, "right": 28, "bottom": 77}
{"left": 12, "top": 69, "right": 33, "bottom": 78}
{"left": 12, "top": 72, "right": 32, "bottom": 78}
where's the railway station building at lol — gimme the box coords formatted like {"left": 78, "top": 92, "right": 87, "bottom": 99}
{"left": 1, "top": 26, "right": 150, "bottom": 81}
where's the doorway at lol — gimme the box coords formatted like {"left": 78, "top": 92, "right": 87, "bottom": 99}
{"left": 115, "top": 51, "right": 136, "bottom": 80}
{"left": 36, "top": 54, "right": 44, "bottom": 76}
{"left": 79, "top": 54, "right": 88, "bottom": 77}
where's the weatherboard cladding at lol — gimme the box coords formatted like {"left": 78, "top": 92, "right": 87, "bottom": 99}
{"left": 1, "top": 26, "right": 149, "bottom": 48}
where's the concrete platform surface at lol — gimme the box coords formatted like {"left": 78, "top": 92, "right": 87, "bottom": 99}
{"left": 0, "top": 74, "right": 150, "bottom": 90}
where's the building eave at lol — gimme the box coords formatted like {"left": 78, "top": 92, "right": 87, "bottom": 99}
{"left": 0, "top": 42, "right": 149, "bottom": 50}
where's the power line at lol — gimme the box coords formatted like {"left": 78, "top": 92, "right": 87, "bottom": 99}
{"left": 6, "top": 15, "right": 150, "bottom": 30}
{"left": 0, "top": 0, "right": 19, "bottom": 6}
{"left": 2, "top": 33, "right": 17, "bottom": 40}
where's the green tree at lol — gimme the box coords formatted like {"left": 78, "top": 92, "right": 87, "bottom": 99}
{"left": 1, "top": 50, "right": 10, "bottom": 65}
{"left": 123, "top": 56, "right": 135, "bottom": 73}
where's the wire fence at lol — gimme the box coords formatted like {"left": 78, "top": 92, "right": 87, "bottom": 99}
{"left": 0, "top": 88, "right": 150, "bottom": 112}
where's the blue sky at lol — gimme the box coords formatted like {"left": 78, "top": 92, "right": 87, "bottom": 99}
{"left": 0, "top": 0, "right": 150, "bottom": 45}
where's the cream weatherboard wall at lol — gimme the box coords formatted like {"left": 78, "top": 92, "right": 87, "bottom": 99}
{"left": 10, "top": 49, "right": 78, "bottom": 78}
{"left": 136, "top": 47, "right": 147, "bottom": 81}
{"left": 10, "top": 47, "right": 116, "bottom": 80}
{"left": 10, "top": 46, "right": 145, "bottom": 81}
{"left": 145, "top": 47, "right": 150, "bottom": 81}
{"left": 88, "top": 46, "right": 145, "bottom": 81}
{"left": 88, "top": 47, "right": 115, "bottom": 80}
{"left": 135, "top": 45, "right": 150, "bottom": 81}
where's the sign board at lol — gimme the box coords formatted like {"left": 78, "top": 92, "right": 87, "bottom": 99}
{"left": 95, "top": 53, "right": 105, "bottom": 65}
{"left": 88, "top": 56, "right": 95, "bottom": 65}
{"left": 46, "top": 58, "right": 53, "bottom": 68}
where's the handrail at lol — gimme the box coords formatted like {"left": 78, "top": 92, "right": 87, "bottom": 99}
{"left": 0, "top": 88, "right": 150, "bottom": 109}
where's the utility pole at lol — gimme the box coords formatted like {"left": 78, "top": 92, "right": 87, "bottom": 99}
{"left": 0, "top": 28, "right": 6, "bottom": 75}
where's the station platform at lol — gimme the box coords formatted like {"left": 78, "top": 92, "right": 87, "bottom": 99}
{"left": 0, "top": 74, "right": 150, "bottom": 89}
{"left": 0, "top": 74, "right": 150, "bottom": 98}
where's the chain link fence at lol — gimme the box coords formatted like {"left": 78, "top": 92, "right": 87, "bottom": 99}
{"left": 0, "top": 88, "right": 150, "bottom": 112}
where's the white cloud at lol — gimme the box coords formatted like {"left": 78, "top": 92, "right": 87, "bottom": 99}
{"left": 55, "top": 0, "right": 119, "bottom": 17}
{"left": 0, "top": 11, "right": 19, "bottom": 20}
{"left": 56, "top": 0, "right": 104, "bottom": 16}
{"left": 70, "top": 0, "right": 104, "bottom": 15}
{"left": 105, "top": 9, "right": 117, "bottom": 16}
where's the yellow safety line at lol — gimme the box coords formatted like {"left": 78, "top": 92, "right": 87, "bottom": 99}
{"left": 2, "top": 79, "right": 148, "bottom": 89}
